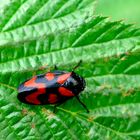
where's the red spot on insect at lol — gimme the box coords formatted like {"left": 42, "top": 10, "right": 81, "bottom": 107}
{"left": 24, "top": 76, "right": 46, "bottom": 104}
{"left": 25, "top": 88, "right": 46, "bottom": 104}
{"left": 57, "top": 73, "right": 71, "bottom": 84}
{"left": 24, "top": 76, "right": 46, "bottom": 88}
{"left": 58, "top": 87, "right": 74, "bottom": 97}
{"left": 24, "top": 76, "right": 37, "bottom": 87}
{"left": 45, "top": 73, "right": 55, "bottom": 81}
{"left": 48, "top": 94, "right": 58, "bottom": 104}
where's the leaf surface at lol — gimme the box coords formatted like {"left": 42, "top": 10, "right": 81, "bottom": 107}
{"left": 0, "top": 0, "right": 140, "bottom": 140}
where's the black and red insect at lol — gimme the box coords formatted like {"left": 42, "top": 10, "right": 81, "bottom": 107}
{"left": 17, "top": 61, "right": 89, "bottom": 113}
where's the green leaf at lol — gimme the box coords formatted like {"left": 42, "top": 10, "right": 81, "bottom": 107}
{"left": 95, "top": 0, "right": 140, "bottom": 27}
{"left": 0, "top": 0, "right": 140, "bottom": 140}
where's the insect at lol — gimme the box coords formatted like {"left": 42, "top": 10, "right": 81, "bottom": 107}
{"left": 17, "top": 60, "right": 89, "bottom": 113}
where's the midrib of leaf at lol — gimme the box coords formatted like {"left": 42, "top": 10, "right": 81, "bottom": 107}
{"left": 0, "top": 16, "right": 105, "bottom": 66}
{"left": 0, "top": 16, "right": 139, "bottom": 72}
{"left": 0, "top": 36, "right": 139, "bottom": 73}
{"left": 58, "top": 108, "right": 134, "bottom": 140}
{"left": 0, "top": 16, "right": 139, "bottom": 68}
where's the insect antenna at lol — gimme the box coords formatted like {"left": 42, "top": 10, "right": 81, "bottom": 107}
{"left": 54, "top": 65, "right": 58, "bottom": 70}
{"left": 72, "top": 60, "right": 82, "bottom": 71}
{"left": 75, "top": 96, "right": 89, "bottom": 113}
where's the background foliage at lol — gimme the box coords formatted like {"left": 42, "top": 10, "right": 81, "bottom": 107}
{"left": 0, "top": 0, "right": 140, "bottom": 140}
{"left": 95, "top": 0, "right": 140, "bottom": 27}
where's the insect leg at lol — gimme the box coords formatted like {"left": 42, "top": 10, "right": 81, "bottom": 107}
{"left": 53, "top": 102, "right": 64, "bottom": 113}
{"left": 32, "top": 64, "right": 49, "bottom": 76}
{"left": 75, "top": 96, "right": 89, "bottom": 113}
{"left": 38, "top": 64, "right": 50, "bottom": 71}
{"left": 54, "top": 65, "right": 58, "bottom": 70}
{"left": 53, "top": 105, "right": 57, "bottom": 113}
{"left": 72, "top": 60, "right": 82, "bottom": 71}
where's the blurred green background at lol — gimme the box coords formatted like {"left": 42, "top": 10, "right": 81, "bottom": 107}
{"left": 95, "top": 0, "right": 140, "bottom": 27}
